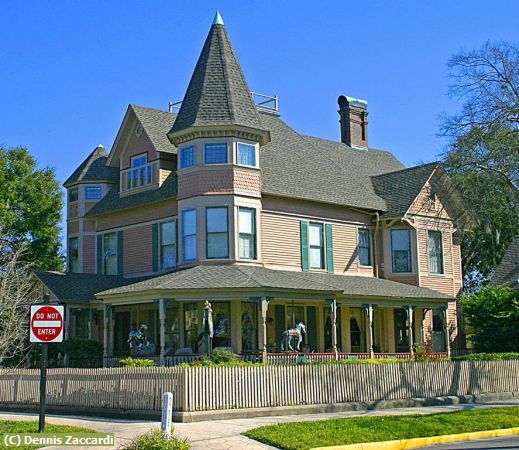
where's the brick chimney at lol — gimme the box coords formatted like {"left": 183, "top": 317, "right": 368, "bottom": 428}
{"left": 338, "top": 95, "right": 368, "bottom": 149}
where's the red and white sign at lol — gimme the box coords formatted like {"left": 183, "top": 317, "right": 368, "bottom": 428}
{"left": 30, "top": 305, "right": 64, "bottom": 343}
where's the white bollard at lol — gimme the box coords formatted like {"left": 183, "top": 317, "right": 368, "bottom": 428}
{"left": 161, "top": 392, "right": 173, "bottom": 438}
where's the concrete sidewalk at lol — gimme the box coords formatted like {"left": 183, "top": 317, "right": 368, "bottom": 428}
{"left": 1, "top": 400, "right": 519, "bottom": 450}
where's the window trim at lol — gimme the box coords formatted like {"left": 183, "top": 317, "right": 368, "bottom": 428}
{"left": 68, "top": 187, "right": 79, "bottom": 203}
{"left": 391, "top": 228, "right": 413, "bottom": 273}
{"left": 238, "top": 207, "right": 257, "bottom": 260}
{"left": 159, "top": 219, "right": 177, "bottom": 271}
{"left": 358, "top": 228, "right": 372, "bottom": 267}
{"left": 428, "top": 230, "right": 444, "bottom": 275}
{"left": 309, "top": 222, "right": 326, "bottom": 270}
{"left": 236, "top": 142, "right": 257, "bottom": 168}
{"left": 205, "top": 206, "right": 229, "bottom": 259}
{"left": 102, "top": 232, "right": 118, "bottom": 275}
{"left": 179, "top": 145, "right": 196, "bottom": 170}
{"left": 182, "top": 209, "right": 197, "bottom": 262}
{"left": 84, "top": 185, "right": 102, "bottom": 200}
{"left": 204, "top": 142, "right": 229, "bottom": 165}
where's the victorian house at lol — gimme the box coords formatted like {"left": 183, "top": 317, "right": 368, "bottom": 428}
{"left": 34, "top": 13, "right": 465, "bottom": 365}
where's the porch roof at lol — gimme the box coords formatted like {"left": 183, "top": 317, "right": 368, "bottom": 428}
{"left": 95, "top": 264, "right": 453, "bottom": 301}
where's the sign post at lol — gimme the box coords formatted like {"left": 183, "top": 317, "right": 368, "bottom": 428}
{"left": 30, "top": 296, "right": 64, "bottom": 433}
{"left": 161, "top": 392, "right": 173, "bottom": 438}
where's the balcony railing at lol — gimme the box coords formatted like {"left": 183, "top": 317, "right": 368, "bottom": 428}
{"left": 120, "top": 161, "right": 158, "bottom": 193}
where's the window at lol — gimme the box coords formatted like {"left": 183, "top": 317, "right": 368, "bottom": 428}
{"left": 126, "top": 154, "right": 152, "bottom": 190}
{"left": 103, "top": 232, "right": 117, "bottom": 275}
{"left": 239, "top": 207, "right": 256, "bottom": 259}
{"left": 428, "top": 230, "right": 444, "bottom": 274}
{"left": 184, "top": 303, "right": 199, "bottom": 352}
{"left": 85, "top": 186, "right": 102, "bottom": 200}
{"left": 160, "top": 221, "right": 177, "bottom": 270}
{"left": 68, "top": 237, "right": 79, "bottom": 273}
{"left": 212, "top": 302, "right": 231, "bottom": 348}
{"left": 179, "top": 146, "right": 195, "bottom": 169}
{"left": 309, "top": 223, "right": 325, "bottom": 269}
{"left": 237, "top": 143, "right": 256, "bottom": 167}
{"left": 204, "top": 143, "right": 228, "bottom": 164}
{"left": 206, "top": 207, "right": 229, "bottom": 259}
{"left": 241, "top": 302, "right": 258, "bottom": 352}
{"left": 350, "top": 308, "right": 365, "bottom": 352}
{"left": 391, "top": 229, "right": 412, "bottom": 273}
{"left": 68, "top": 188, "right": 78, "bottom": 203}
{"left": 182, "top": 209, "right": 197, "bottom": 261}
{"left": 165, "top": 305, "right": 180, "bottom": 355}
{"left": 358, "top": 229, "right": 372, "bottom": 266}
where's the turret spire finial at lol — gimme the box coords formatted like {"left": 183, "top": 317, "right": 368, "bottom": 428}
{"left": 213, "top": 11, "right": 224, "bottom": 25}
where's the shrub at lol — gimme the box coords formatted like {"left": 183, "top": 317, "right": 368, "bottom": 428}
{"left": 58, "top": 338, "right": 103, "bottom": 367}
{"left": 452, "top": 352, "right": 519, "bottom": 361}
{"left": 122, "top": 429, "right": 190, "bottom": 450}
{"left": 208, "top": 350, "right": 241, "bottom": 364}
{"left": 120, "top": 357, "right": 155, "bottom": 367}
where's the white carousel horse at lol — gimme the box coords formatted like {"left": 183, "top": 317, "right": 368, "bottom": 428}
{"left": 281, "top": 322, "right": 306, "bottom": 352}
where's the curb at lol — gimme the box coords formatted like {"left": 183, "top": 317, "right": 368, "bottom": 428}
{"left": 310, "top": 426, "right": 519, "bottom": 450}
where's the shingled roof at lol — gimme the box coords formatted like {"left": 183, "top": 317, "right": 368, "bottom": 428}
{"left": 34, "top": 271, "right": 150, "bottom": 302}
{"left": 63, "top": 145, "right": 119, "bottom": 187}
{"left": 491, "top": 235, "right": 519, "bottom": 291}
{"left": 168, "top": 14, "right": 266, "bottom": 139}
{"left": 371, "top": 163, "right": 438, "bottom": 219}
{"left": 131, "top": 104, "right": 177, "bottom": 154}
{"left": 96, "top": 264, "right": 452, "bottom": 300}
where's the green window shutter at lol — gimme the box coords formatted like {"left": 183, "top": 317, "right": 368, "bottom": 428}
{"left": 325, "top": 223, "right": 334, "bottom": 274}
{"left": 275, "top": 305, "right": 285, "bottom": 352}
{"left": 152, "top": 223, "right": 159, "bottom": 272}
{"left": 117, "top": 230, "right": 124, "bottom": 275}
{"left": 96, "top": 235, "right": 103, "bottom": 275}
{"left": 307, "top": 306, "right": 317, "bottom": 351}
{"left": 300, "top": 220, "right": 309, "bottom": 272}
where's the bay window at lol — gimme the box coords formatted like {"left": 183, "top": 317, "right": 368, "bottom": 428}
{"left": 237, "top": 143, "right": 256, "bottom": 167}
{"left": 179, "top": 145, "right": 195, "bottom": 169}
{"left": 160, "top": 220, "right": 177, "bottom": 270}
{"left": 206, "top": 207, "right": 229, "bottom": 259}
{"left": 127, "top": 154, "right": 152, "bottom": 190}
{"left": 391, "top": 229, "right": 412, "bottom": 273}
{"left": 309, "top": 222, "right": 325, "bottom": 269}
{"left": 182, "top": 210, "right": 197, "bottom": 261}
{"left": 68, "top": 188, "right": 78, "bottom": 203}
{"left": 239, "top": 207, "right": 256, "bottom": 259}
{"left": 85, "top": 186, "right": 102, "bottom": 200}
{"left": 428, "top": 230, "right": 444, "bottom": 274}
{"left": 68, "top": 237, "right": 79, "bottom": 273}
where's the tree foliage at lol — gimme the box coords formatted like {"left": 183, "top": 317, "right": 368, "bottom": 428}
{"left": 462, "top": 286, "right": 519, "bottom": 352}
{"left": 440, "top": 41, "right": 519, "bottom": 287}
{"left": 0, "top": 146, "right": 63, "bottom": 270}
{"left": 0, "top": 242, "right": 35, "bottom": 366}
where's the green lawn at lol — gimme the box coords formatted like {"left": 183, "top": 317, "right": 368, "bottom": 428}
{"left": 0, "top": 420, "right": 94, "bottom": 450}
{"left": 243, "top": 406, "right": 519, "bottom": 450}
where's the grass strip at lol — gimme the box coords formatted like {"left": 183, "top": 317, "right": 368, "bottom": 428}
{"left": 0, "top": 420, "right": 94, "bottom": 450}
{"left": 243, "top": 406, "right": 519, "bottom": 450}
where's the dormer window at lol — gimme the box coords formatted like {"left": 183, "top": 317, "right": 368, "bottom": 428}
{"left": 179, "top": 145, "right": 195, "bottom": 169}
{"left": 124, "top": 154, "right": 154, "bottom": 191}
{"left": 204, "top": 143, "right": 228, "bottom": 164}
{"left": 237, "top": 143, "right": 256, "bottom": 167}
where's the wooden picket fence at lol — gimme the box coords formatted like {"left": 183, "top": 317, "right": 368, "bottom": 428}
{"left": 0, "top": 360, "right": 518, "bottom": 413}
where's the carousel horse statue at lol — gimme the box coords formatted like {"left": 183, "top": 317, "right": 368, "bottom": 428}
{"left": 128, "top": 324, "right": 150, "bottom": 352}
{"left": 281, "top": 322, "right": 306, "bottom": 352}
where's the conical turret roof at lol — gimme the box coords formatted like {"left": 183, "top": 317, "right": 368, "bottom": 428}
{"left": 168, "top": 13, "right": 268, "bottom": 144}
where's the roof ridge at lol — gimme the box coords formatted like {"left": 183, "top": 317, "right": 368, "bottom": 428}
{"left": 130, "top": 104, "right": 176, "bottom": 115}
{"left": 233, "top": 264, "right": 264, "bottom": 288}
{"left": 301, "top": 134, "right": 394, "bottom": 156}
{"left": 372, "top": 161, "right": 439, "bottom": 179}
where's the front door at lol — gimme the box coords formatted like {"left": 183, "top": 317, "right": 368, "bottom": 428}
{"left": 114, "top": 311, "right": 131, "bottom": 356}
{"left": 432, "top": 309, "right": 446, "bottom": 352}
{"left": 394, "top": 309, "right": 414, "bottom": 352}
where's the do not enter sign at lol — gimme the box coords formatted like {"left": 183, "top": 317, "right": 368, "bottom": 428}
{"left": 30, "top": 305, "right": 64, "bottom": 343}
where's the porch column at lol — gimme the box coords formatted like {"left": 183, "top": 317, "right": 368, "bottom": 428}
{"left": 103, "top": 304, "right": 112, "bottom": 360}
{"left": 87, "top": 308, "right": 93, "bottom": 341}
{"left": 259, "top": 297, "right": 271, "bottom": 362}
{"left": 407, "top": 305, "right": 414, "bottom": 357}
{"left": 159, "top": 299, "right": 166, "bottom": 366}
{"left": 328, "top": 298, "right": 338, "bottom": 359}
{"left": 442, "top": 306, "right": 451, "bottom": 357}
{"left": 365, "top": 304, "right": 374, "bottom": 358}
{"left": 109, "top": 306, "right": 115, "bottom": 357}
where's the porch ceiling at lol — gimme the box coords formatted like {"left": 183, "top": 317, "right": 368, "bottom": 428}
{"left": 95, "top": 264, "right": 453, "bottom": 303}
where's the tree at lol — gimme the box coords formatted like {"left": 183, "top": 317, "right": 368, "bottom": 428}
{"left": 0, "top": 147, "right": 63, "bottom": 271}
{"left": 0, "top": 241, "right": 35, "bottom": 366}
{"left": 462, "top": 286, "right": 519, "bottom": 352}
{"left": 440, "top": 41, "right": 519, "bottom": 288}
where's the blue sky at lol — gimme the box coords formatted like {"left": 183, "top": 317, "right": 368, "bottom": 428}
{"left": 1, "top": 1, "right": 518, "bottom": 242}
